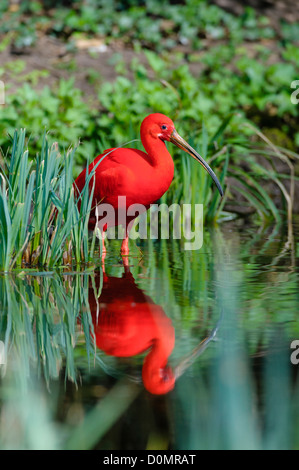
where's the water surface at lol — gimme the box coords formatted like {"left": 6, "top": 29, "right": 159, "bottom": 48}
{"left": 0, "top": 220, "right": 298, "bottom": 450}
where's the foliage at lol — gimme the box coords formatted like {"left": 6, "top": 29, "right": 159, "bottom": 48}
{"left": 0, "top": 77, "right": 98, "bottom": 169}
{"left": 0, "top": 129, "right": 98, "bottom": 271}
{"left": 1, "top": 0, "right": 299, "bottom": 149}
{"left": 0, "top": 0, "right": 287, "bottom": 51}
{"left": 96, "top": 53, "right": 296, "bottom": 222}
{"left": 0, "top": 0, "right": 298, "bottom": 451}
{"left": 0, "top": 123, "right": 294, "bottom": 273}
{"left": 96, "top": 46, "right": 299, "bottom": 145}
{"left": 0, "top": 0, "right": 298, "bottom": 258}
{"left": 0, "top": 49, "right": 297, "bottom": 227}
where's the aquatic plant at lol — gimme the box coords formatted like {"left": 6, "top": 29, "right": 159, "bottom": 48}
{"left": 0, "top": 129, "right": 96, "bottom": 271}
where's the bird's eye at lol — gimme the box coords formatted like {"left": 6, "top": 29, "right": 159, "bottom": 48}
{"left": 161, "top": 125, "right": 167, "bottom": 130}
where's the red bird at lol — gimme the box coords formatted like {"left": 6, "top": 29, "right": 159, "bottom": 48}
{"left": 74, "top": 113, "right": 223, "bottom": 255}
{"left": 88, "top": 267, "right": 175, "bottom": 395}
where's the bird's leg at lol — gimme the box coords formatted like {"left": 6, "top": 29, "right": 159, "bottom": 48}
{"left": 121, "top": 235, "right": 129, "bottom": 255}
{"left": 100, "top": 233, "right": 107, "bottom": 266}
{"left": 121, "top": 230, "right": 129, "bottom": 269}
{"left": 101, "top": 236, "right": 107, "bottom": 253}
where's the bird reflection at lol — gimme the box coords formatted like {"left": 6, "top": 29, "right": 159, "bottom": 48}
{"left": 88, "top": 261, "right": 175, "bottom": 395}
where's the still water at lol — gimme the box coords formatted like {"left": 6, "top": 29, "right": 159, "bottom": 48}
{"left": 0, "top": 220, "right": 298, "bottom": 450}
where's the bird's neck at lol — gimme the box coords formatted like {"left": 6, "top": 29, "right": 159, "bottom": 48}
{"left": 142, "top": 134, "right": 174, "bottom": 172}
{"left": 142, "top": 338, "right": 175, "bottom": 394}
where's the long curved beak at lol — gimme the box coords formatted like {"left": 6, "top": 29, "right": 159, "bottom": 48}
{"left": 170, "top": 130, "right": 224, "bottom": 197}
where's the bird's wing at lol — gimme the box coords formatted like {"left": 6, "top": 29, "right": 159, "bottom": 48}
{"left": 92, "top": 165, "right": 136, "bottom": 205}
{"left": 73, "top": 148, "right": 119, "bottom": 196}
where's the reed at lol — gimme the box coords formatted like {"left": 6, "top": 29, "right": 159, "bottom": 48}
{"left": 0, "top": 125, "right": 295, "bottom": 272}
{"left": 0, "top": 130, "right": 96, "bottom": 272}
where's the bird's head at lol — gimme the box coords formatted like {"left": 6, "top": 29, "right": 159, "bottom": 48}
{"left": 141, "top": 113, "right": 223, "bottom": 197}
{"left": 142, "top": 361, "right": 175, "bottom": 395}
{"left": 141, "top": 113, "right": 176, "bottom": 142}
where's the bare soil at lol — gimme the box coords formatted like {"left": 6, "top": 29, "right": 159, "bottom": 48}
{"left": 1, "top": 0, "right": 299, "bottom": 99}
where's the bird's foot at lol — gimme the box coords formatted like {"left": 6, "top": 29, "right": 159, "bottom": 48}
{"left": 120, "top": 236, "right": 129, "bottom": 256}
{"left": 121, "top": 256, "right": 130, "bottom": 270}
{"left": 100, "top": 237, "right": 107, "bottom": 267}
{"left": 100, "top": 236, "right": 107, "bottom": 254}
{"left": 120, "top": 236, "right": 130, "bottom": 268}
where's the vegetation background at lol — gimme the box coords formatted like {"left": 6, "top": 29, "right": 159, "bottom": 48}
{"left": 0, "top": 0, "right": 299, "bottom": 226}
{"left": 0, "top": 0, "right": 299, "bottom": 451}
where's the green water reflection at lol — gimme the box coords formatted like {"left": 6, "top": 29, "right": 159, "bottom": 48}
{"left": 0, "top": 221, "right": 298, "bottom": 449}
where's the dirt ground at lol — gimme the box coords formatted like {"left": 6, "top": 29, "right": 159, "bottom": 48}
{"left": 213, "top": 0, "right": 299, "bottom": 26}
{"left": 0, "top": 33, "right": 143, "bottom": 98}
{"left": 1, "top": 0, "right": 299, "bottom": 100}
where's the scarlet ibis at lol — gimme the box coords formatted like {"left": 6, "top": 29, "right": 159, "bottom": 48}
{"left": 88, "top": 266, "right": 175, "bottom": 395}
{"left": 74, "top": 113, "right": 223, "bottom": 255}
